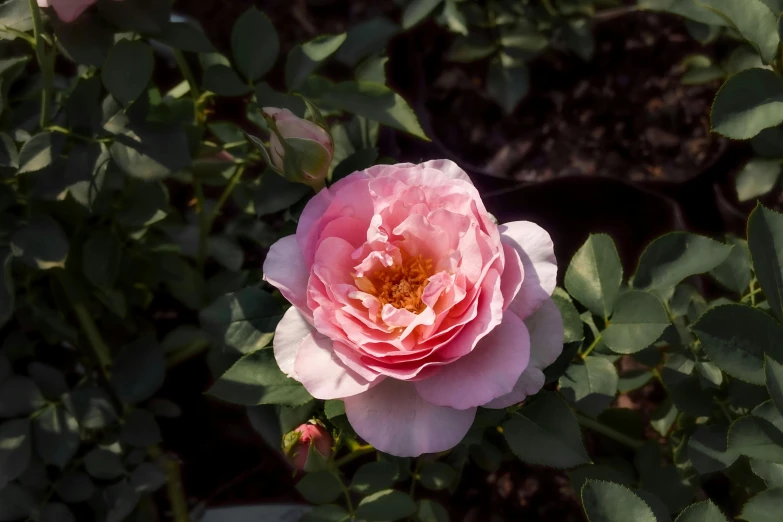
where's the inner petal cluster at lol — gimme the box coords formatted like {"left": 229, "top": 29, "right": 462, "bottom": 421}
{"left": 356, "top": 254, "right": 434, "bottom": 315}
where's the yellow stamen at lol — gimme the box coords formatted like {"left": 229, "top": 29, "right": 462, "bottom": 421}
{"left": 357, "top": 254, "right": 433, "bottom": 314}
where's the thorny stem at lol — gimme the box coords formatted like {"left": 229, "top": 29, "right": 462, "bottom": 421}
{"left": 27, "top": 0, "right": 52, "bottom": 127}
{"left": 575, "top": 412, "right": 645, "bottom": 450}
{"left": 206, "top": 165, "right": 246, "bottom": 230}
{"left": 150, "top": 445, "right": 191, "bottom": 522}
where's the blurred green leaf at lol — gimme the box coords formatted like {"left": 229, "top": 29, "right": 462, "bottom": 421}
{"left": 693, "top": 0, "right": 778, "bottom": 62}
{"left": 692, "top": 304, "right": 783, "bottom": 385}
{"left": 712, "top": 68, "right": 783, "bottom": 139}
{"left": 418, "top": 461, "right": 456, "bottom": 491}
{"left": 84, "top": 447, "right": 124, "bottom": 480}
{"left": 33, "top": 405, "right": 79, "bottom": 469}
{"left": 728, "top": 416, "right": 783, "bottom": 462}
{"left": 0, "top": 251, "right": 12, "bottom": 329}
{"left": 402, "top": 0, "right": 443, "bottom": 29}
{"left": 675, "top": 501, "right": 729, "bottom": 522}
{"left": 63, "top": 387, "right": 118, "bottom": 430}
{"left": 53, "top": 13, "right": 113, "bottom": 67}
{"left": 301, "top": 505, "right": 350, "bottom": 522}
{"left": 102, "top": 40, "right": 154, "bottom": 107}
{"left": 0, "top": 419, "right": 31, "bottom": 488}
{"left": 710, "top": 235, "right": 752, "bottom": 294}
{"left": 200, "top": 286, "right": 281, "bottom": 354}
{"left": 232, "top": 7, "right": 278, "bottom": 81}
{"left": 487, "top": 58, "right": 529, "bottom": 115}
{"left": 207, "top": 348, "right": 313, "bottom": 407}
{"left": 286, "top": 34, "right": 347, "bottom": 91}
{"left": 97, "top": 0, "right": 170, "bottom": 33}
{"left": 111, "top": 335, "right": 166, "bottom": 404}
{"left": 748, "top": 204, "right": 783, "bottom": 321}
{"left": 336, "top": 17, "right": 399, "bottom": 67}
{"left": 17, "top": 132, "right": 64, "bottom": 174}
{"left": 39, "top": 503, "right": 75, "bottom": 522}
{"left": 503, "top": 391, "right": 590, "bottom": 468}
{"left": 82, "top": 228, "right": 122, "bottom": 288}
{"left": 203, "top": 64, "right": 252, "bottom": 97}
{"left": 736, "top": 158, "right": 781, "bottom": 202}
{"left": 739, "top": 487, "right": 783, "bottom": 521}
{"left": 0, "top": 483, "right": 34, "bottom": 521}
{"left": 296, "top": 471, "right": 343, "bottom": 504}
{"left": 687, "top": 424, "right": 738, "bottom": 474}
{"left": 55, "top": 471, "right": 95, "bottom": 503}
{"left": 356, "top": 489, "right": 417, "bottom": 521}
{"left": 351, "top": 461, "right": 397, "bottom": 494}
{"left": 120, "top": 409, "right": 162, "bottom": 447}
{"left": 766, "top": 357, "right": 783, "bottom": 419}
{"left": 157, "top": 21, "right": 215, "bottom": 53}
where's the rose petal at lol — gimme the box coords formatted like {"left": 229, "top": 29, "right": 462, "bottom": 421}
{"left": 273, "top": 307, "right": 314, "bottom": 378}
{"left": 263, "top": 235, "right": 311, "bottom": 316}
{"left": 484, "top": 298, "right": 564, "bottom": 408}
{"left": 419, "top": 159, "right": 473, "bottom": 184}
{"left": 344, "top": 379, "right": 476, "bottom": 456}
{"left": 415, "top": 311, "right": 530, "bottom": 409}
{"left": 294, "top": 333, "right": 377, "bottom": 399}
{"left": 499, "top": 242, "right": 524, "bottom": 311}
{"left": 500, "top": 221, "right": 557, "bottom": 319}
{"left": 48, "top": 0, "right": 96, "bottom": 22}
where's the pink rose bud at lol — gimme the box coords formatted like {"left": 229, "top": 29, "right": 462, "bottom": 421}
{"left": 284, "top": 422, "right": 332, "bottom": 470}
{"left": 263, "top": 107, "right": 334, "bottom": 185}
{"left": 38, "top": 0, "right": 122, "bottom": 23}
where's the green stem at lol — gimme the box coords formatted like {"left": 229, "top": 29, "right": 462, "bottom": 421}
{"left": 575, "top": 412, "right": 645, "bottom": 450}
{"left": 173, "top": 50, "right": 201, "bottom": 108}
{"left": 580, "top": 334, "right": 602, "bottom": 360}
{"left": 150, "top": 445, "right": 191, "bottom": 522}
{"left": 335, "top": 473, "right": 354, "bottom": 514}
{"left": 334, "top": 445, "right": 375, "bottom": 468}
{"left": 194, "top": 179, "right": 209, "bottom": 273}
{"left": 27, "top": 0, "right": 52, "bottom": 127}
{"left": 206, "top": 165, "right": 245, "bottom": 231}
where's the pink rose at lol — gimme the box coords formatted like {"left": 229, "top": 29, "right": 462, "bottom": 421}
{"left": 263, "top": 107, "right": 334, "bottom": 184}
{"left": 264, "top": 160, "right": 564, "bottom": 457}
{"left": 37, "top": 0, "right": 122, "bottom": 23}
{"left": 285, "top": 423, "right": 332, "bottom": 470}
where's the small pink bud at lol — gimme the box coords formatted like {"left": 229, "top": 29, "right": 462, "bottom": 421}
{"left": 285, "top": 422, "right": 332, "bottom": 470}
{"left": 263, "top": 107, "right": 334, "bottom": 184}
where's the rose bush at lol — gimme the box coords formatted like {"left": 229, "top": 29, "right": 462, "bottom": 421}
{"left": 263, "top": 160, "right": 564, "bottom": 456}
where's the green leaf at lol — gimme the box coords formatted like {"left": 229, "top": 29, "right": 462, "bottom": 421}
{"left": 739, "top": 487, "right": 783, "bottom": 522}
{"left": 356, "top": 489, "right": 417, "bottom": 521}
{"left": 692, "top": 304, "right": 783, "bottom": 385}
{"left": 105, "top": 480, "right": 140, "bottom": 522}
{"left": 119, "top": 409, "right": 162, "bottom": 447}
{"left": 17, "top": 132, "right": 64, "bottom": 174}
{"left": 286, "top": 34, "right": 347, "bottom": 91}
{"left": 767, "top": 356, "right": 783, "bottom": 419}
{"left": 751, "top": 459, "right": 783, "bottom": 487}
{"left": 82, "top": 228, "right": 122, "bottom": 288}
{"left": 207, "top": 348, "right": 313, "bottom": 407}
{"left": 581, "top": 480, "right": 657, "bottom": 522}
{"left": 0, "top": 483, "right": 34, "bottom": 521}
{"left": 0, "top": 419, "right": 30, "bottom": 488}
{"left": 331, "top": 148, "right": 378, "bottom": 184}
{"left": 33, "top": 405, "right": 79, "bottom": 469}
{"left": 351, "top": 461, "right": 398, "bottom": 494}
{"left": 736, "top": 159, "right": 781, "bottom": 202}
{"left": 552, "top": 288, "right": 584, "bottom": 344}
{"left": 712, "top": 68, "right": 783, "bottom": 139}
{"left": 418, "top": 461, "right": 457, "bottom": 491}
{"left": 503, "top": 391, "right": 590, "bottom": 468}
{"left": 130, "top": 463, "right": 166, "bottom": 493}
{"left": 748, "top": 204, "right": 783, "bottom": 322}
{"left": 156, "top": 22, "right": 216, "bottom": 54}
{"left": 565, "top": 234, "right": 623, "bottom": 320}
{"left": 111, "top": 124, "right": 191, "bottom": 181}
{"left": 402, "top": 0, "right": 444, "bottom": 29}
{"left": 728, "top": 416, "right": 783, "bottom": 463}
{"left": 53, "top": 14, "right": 114, "bottom": 67}
{"left": 602, "top": 291, "right": 670, "bottom": 354}
{"left": 415, "top": 500, "right": 449, "bottom": 522}
{"left": 0, "top": 251, "right": 13, "bottom": 329}
{"left": 335, "top": 17, "right": 399, "bottom": 67}
{"left": 39, "top": 503, "right": 75, "bottom": 522}
{"left": 102, "top": 40, "right": 154, "bottom": 107}
{"left": 316, "top": 81, "right": 429, "bottom": 140}
{"left": 0, "top": 376, "right": 44, "bottom": 417}
{"left": 301, "top": 505, "right": 351, "bottom": 522}
{"left": 633, "top": 232, "right": 733, "bottom": 291}
{"left": 111, "top": 335, "right": 166, "bottom": 404}
{"left": 710, "top": 235, "right": 752, "bottom": 294}
{"left": 202, "top": 65, "right": 252, "bottom": 97}
{"left": 84, "top": 448, "right": 124, "bottom": 480}
{"left": 200, "top": 287, "right": 281, "bottom": 355}
{"left": 687, "top": 424, "right": 738, "bottom": 474}
{"left": 55, "top": 471, "right": 95, "bottom": 503}
{"left": 675, "top": 501, "right": 729, "bottom": 522}
{"left": 693, "top": 0, "right": 779, "bottom": 63}
{"left": 63, "top": 387, "right": 118, "bottom": 430}
{"left": 487, "top": 58, "right": 529, "bottom": 115}
{"left": 231, "top": 7, "right": 278, "bottom": 81}
{"left": 559, "top": 357, "right": 619, "bottom": 417}
{"left": 96, "top": 0, "right": 170, "bottom": 33}
{"left": 253, "top": 170, "right": 311, "bottom": 216}
{"left": 296, "top": 471, "right": 343, "bottom": 504}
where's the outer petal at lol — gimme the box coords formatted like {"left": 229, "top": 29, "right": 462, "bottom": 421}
{"left": 294, "top": 333, "right": 376, "bottom": 399}
{"left": 418, "top": 159, "right": 473, "bottom": 184}
{"left": 500, "top": 221, "right": 557, "bottom": 319}
{"left": 415, "top": 311, "right": 530, "bottom": 409}
{"left": 484, "top": 298, "right": 564, "bottom": 409}
{"left": 344, "top": 379, "right": 476, "bottom": 457}
{"left": 263, "top": 235, "right": 310, "bottom": 316}
{"left": 273, "top": 307, "right": 314, "bottom": 378}
{"left": 49, "top": 0, "right": 96, "bottom": 22}
{"left": 499, "top": 242, "right": 524, "bottom": 310}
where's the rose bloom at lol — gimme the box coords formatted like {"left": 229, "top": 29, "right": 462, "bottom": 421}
{"left": 264, "top": 160, "right": 563, "bottom": 457}
{"left": 38, "top": 0, "right": 122, "bottom": 23}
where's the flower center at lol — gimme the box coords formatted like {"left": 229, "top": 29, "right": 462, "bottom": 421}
{"left": 358, "top": 254, "right": 433, "bottom": 313}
